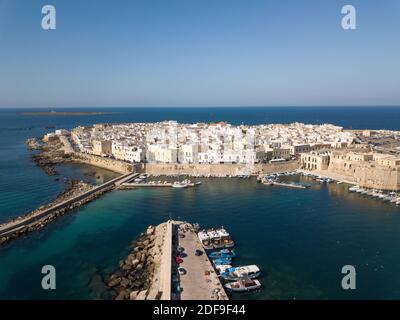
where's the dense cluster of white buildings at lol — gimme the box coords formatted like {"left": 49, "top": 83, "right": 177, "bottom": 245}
{"left": 69, "top": 121, "right": 356, "bottom": 165}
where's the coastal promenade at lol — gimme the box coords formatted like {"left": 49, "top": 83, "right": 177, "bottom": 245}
{"left": 0, "top": 172, "right": 138, "bottom": 242}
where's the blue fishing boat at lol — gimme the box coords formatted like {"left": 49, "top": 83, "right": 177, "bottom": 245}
{"left": 209, "top": 249, "right": 236, "bottom": 260}
{"left": 213, "top": 257, "right": 232, "bottom": 266}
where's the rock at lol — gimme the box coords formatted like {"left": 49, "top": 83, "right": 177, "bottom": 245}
{"left": 136, "top": 263, "right": 143, "bottom": 271}
{"left": 107, "top": 277, "right": 121, "bottom": 287}
{"left": 131, "top": 259, "right": 140, "bottom": 267}
{"left": 120, "top": 278, "right": 130, "bottom": 288}
{"left": 124, "top": 259, "right": 132, "bottom": 266}
{"left": 143, "top": 240, "right": 150, "bottom": 247}
{"left": 146, "top": 226, "right": 155, "bottom": 236}
{"left": 122, "top": 264, "right": 131, "bottom": 271}
{"left": 115, "top": 291, "right": 126, "bottom": 300}
{"left": 129, "top": 290, "right": 139, "bottom": 300}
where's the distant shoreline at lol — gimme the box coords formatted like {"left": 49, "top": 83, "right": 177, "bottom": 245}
{"left": 21, "top": 111, "right": 119, "bottom": 116}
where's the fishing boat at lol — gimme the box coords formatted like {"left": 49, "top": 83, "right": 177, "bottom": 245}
{"left": 218, "top": 228, "right": 235, "bottom": 248}
{"left": 213, "top": 257, "right": 232, "bottom": 266}
{"left": 220, "top": 265, "right": 261, "bottom": 281}
{"left": 215, "top": 264, "right": 232, "bottom": 275}
{"left": 198, "top": 227, "right": 234, "bottom": 250}
{"left": 209, "top": 249, "right": 236, "bottom": 260}
{"left": 197, "top": 231, "right": 213, "bottom": 250}
{"left": 224, "top": 278, "right": 261, "bottom": 292}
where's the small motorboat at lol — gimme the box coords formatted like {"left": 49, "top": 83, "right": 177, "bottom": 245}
{"left": 221, "top": 265, "right": 261, "bottom": 281}
{"left": 209, "top": 249, "right": 236, "bottom": 260}
{"left": 224, "top": 278, "right": 261, "bottom": 292}
{"left": 172, "top": 182, "right": 188, "bottom": 188}
{"left": 215, "top": 264, "right": 232, "bottom": 275}
{"left": 212, "top": 257, "right": 232, "bottom": 266}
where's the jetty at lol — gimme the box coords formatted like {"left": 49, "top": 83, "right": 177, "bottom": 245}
{"left": 119, "top": 182, "right": 199, "bottom": 189}
{"left": 0, "top": 172, "right": 139, "bottom": 244}
{"left": 106, "top": 220, "right": 228, "bottom": 300}
{"left": 268, "top": 181, "right": 308, "bottom": 189}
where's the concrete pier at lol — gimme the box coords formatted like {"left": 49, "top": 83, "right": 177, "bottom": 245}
{"left": 172, "top": 221, "right": 228, "bottom": 300}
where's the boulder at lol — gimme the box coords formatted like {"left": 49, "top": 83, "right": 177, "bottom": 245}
{"left": 107, "top": 277, "right": 121, "bottom": 287}
{"left": 120, "top": 278, "right": 131, "bottom": 288}
{"left": 129, "top": 290, "right": 139, "bottom": 300}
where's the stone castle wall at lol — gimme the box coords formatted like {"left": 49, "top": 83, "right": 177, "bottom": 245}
{"left": 328, "top": 157, "right": 400, "bottom": 190}
{"left": 71, "top": 153, "right": 143, "bottom": 174}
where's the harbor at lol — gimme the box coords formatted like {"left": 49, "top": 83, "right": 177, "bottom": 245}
{"left": 102, "top": 220, "right": 264, "bottom": 300}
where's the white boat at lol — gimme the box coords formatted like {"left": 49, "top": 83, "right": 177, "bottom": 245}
{"left": 217, "top": 227, "right": 235, "bottom": 248}
{"left": 382, "top": 195, "right": 393, "bottom": 202}
{"left": 372, "top": 191, "right": 382, "bottom": 198}
{"left": 198, "top": 231, "right": 213, "bottom": 250}
{"left": 390, "top": 197, "right": 400, "bottom": 203}
{"left": 172, "top": 182, "right": 188, "bottom": 188}
{"left": 349, "top": 186, "right": 360, "bottom": 192}
{"left": 221, "top": 265, "right": 261, "bottom": 281}
{"left": 198, "top": 227, "right": 234, "bottom": 250}
{"left": 215, "top": 264, "right": 232, "bottom": 275}
{"left": 224, "top": 278, "right": 261, "bottom": 292}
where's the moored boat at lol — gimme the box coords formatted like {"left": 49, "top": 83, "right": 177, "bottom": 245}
{"left": 213, "top": 257, "right": 232, "bottom": 266}
{"left": 221, "top": 265, "right": 261, "bottom": 281}
{"left": 224, "top": 278, "right": 261, "bottom": 292}
{"left": 209, "top": 249, "right": 236, "bottom": 260}
{"left": 198, "top": 231, "right": 213, "bottom": 250}
{"left": 172, "top": 181, "right": 188, "bottom": 188}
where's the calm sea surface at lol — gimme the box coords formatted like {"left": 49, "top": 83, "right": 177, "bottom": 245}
{"left": 0, "top": 107, "right": 400, "bottom": 299}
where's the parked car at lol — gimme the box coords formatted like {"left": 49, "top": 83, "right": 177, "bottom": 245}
{"left": 178, "top": 267, "right": 186, "bottom": 275}
{"left": 177, "top": 246, "right": 185, "bottom": 253}
{"left": 175, "top": 256, "right": 183, "bottom": 264}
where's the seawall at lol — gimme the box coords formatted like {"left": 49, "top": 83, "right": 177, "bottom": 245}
{"left": 144, "top": 160, "right": 300, "bottom": 176}
{"left": 70, "top": 153, "right": 143, "bottom": 174}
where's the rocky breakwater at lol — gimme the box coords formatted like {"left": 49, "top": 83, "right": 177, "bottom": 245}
{"left": 26, "top": 136, "right": 71, "bottom": 176}
{"left": 105, "top": 225, "right": 164, "bottom": 300}
{"left": 0, "top": 180, "right": 112, "bottom": 245}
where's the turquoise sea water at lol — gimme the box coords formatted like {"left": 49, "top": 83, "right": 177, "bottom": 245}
{"left": 1, "top": 107, "right": 400, "bottom": 299}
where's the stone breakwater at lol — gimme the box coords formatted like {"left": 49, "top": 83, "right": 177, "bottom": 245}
{"left": 105, "top": 225, "right": 164, "bottom": 300}
{"left": 0, "top": 180, "right": 113, "bottom": 245}
{"left": 27, "top": 136, "right": 71, "bottom": 176}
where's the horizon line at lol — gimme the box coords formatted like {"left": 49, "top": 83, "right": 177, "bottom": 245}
{"left": 1, "top": 105, "right": 400, "bottom": 109}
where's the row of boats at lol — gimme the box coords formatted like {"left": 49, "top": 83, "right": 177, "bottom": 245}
{"left": 133, "top": 174, "right": 201, "bottom": 188}
{"left": 197, "top": 227, "right": 262, "bottom": 293}
{"left": 349, "top": 186, "right": 400, "bottom": 205}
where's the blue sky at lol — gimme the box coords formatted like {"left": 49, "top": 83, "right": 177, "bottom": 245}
{"left": 0, "top": 0, "right": 399, "bottom": 107}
